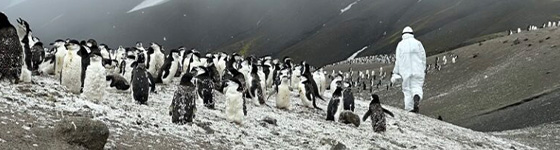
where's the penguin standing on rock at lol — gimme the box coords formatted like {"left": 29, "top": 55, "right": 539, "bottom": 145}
{"left": 170, "top": 73, "right": 197, "bottom": 124}
{"left": 0, "top": 12, "right": 23, "bottom": 83}
{"left": 82, "top": 50, "right": 106, "bottom": 102}
{"left": 131, "top": 52, "right": 153, "bottom": 105}
{"left": 363, "top": 94, "right": 394, "bottom": 132}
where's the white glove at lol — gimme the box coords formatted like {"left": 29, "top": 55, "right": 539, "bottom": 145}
{"left": 390, "top": 74, "right": 401, "bottom": 83}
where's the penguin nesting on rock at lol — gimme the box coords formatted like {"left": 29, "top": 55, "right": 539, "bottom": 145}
{"left": 193, "top": 66, "right": 215, "bottom": 109}
{"left": 170, "top": 73, "right": 197, "bottom": 124}
{"left": 363, "top": 94, "right": 394, "bottom": 133}
{"left": 224, "top": 78, "right": 247, "bottom": 124}
{"left": 130, "top": 52, "right": 154, "bottom": 105}
{"left": 82, "top": 50, "right": 106, "bottom": 102}
{"left": 0, "top": 12, "right": 23, "bottom": 83}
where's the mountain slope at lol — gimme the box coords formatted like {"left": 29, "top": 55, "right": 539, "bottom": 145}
{"left": 3, "top": 0, "right": 560, "bottom": 66}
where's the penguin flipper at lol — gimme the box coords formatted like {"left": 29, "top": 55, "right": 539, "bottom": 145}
{"left": 147, "top": 72, "right": 157, "bottom": 93}
{"left": 362, "top": 109, "right": 372, "bottom": 121}
{"left": 383, "top": 108, "right": 394, "bottom": 117}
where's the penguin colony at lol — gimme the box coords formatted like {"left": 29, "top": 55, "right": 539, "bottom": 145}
{"left": 5, "top": 13, "right": 558, "bottom": 133}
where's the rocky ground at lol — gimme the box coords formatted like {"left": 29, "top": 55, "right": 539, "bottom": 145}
{"left": 0, "top": 73, "right": 533, "bottom": 149}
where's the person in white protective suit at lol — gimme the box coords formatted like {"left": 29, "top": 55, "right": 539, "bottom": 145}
{"left": 391, "top": 26, "right": 426, "bottom": 113}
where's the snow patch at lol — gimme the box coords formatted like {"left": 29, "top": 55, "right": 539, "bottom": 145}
{"left": 340, "top": 0, "right": 361, "bottom": 14}
{"left": 347, "top": 46, "right": 368, "bottom": 60}
{"left": 127, "top": 0, "right": 171, "bottom": 13}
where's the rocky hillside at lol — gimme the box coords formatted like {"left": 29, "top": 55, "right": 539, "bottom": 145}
{"left": 4, "top": 0, "right": 560, "bottom": 66}
{"left": 0, "top": 74, "right": 532, "bottom": 149}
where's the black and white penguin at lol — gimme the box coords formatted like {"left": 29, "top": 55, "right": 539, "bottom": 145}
{"left": 248, "top": 64, "right": 266, "bottom": 105}
{"left": 130, "top": 52, "right": 153, "bottom": 105}
{"left": 301, "top": 62, "right": 325, "bottom": 101}
{"left": 170, "top": 73, "right": 197, "bottom": 124}
{"left": 276, "top": 70, "right": 292, "bottom": 110}
{"left": 224, "top": 78, "right": 246, "bottom": 124}
{"left": 146, "top": 42, "right": 165, "bottom": 78}
{"left": 61, "top": 40, "right": 84, "bottom": 94}
{"left": 193, "top": 66, "right": 215, "bottom": 109}
{"left": 326, "top": 81, "right": 343, "bottom": 121}
{"left": 157, "top": 49, "right": 181, "bottom": 84}
{"left": 313, "top": 68, "right": 327, "bottom": 94}
{"left": 51, "top": 40, "right": 67, "bottom": 76}
{"left": 82, "top": 50, "right": 106, "bottom": 101}
{"left": 38, "top": 48, "right": 55, "bottom": 75}
{"left": 30, "top": 41, "right": 45, "bottom": 74}
{"left": 121, "top": 48, "right": 136, "bottom": 82}
{"left": 0, "top": 12, "right": 22, "bottom": 83}
{"left": 298, "top": 75, "right": 322, "bottom": 110}
{"left": 16, "top": 18, "right": 32, "bottom": 83}
{"left": 362, "top": 94, "right": 394, "bottom": 133}
{"left": 78, "top": 40, "right": 92, "bottom": 92}
{"left": 342, "top": 82, "right": 355, "bottom": 112}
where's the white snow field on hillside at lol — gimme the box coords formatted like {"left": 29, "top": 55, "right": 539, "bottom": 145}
{"left": 347, "top": 46, "right": 368, "bottom": 60}
{"left": 127, "top": 0, "right": 170, "bottom": 13}
{"left": 0, "top": 75, "right": 533, "bottom": 149}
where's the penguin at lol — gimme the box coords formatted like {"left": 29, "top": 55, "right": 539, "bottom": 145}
{"left": 291, "top": 65, "right": 301, "bottom": 89}
{"left": 170, "top": 73, "right": 197, "bottom": 124}
{"left": 0, "top": 12, "right": 22, "bottom": 83}
{"left": 248, "top": 64, "right": 265, "bottom": 105}
{"left": 326, "top": 81, "right": 343, "bottom": 121}
{"left": 301, "top": 62, "right": 325, "bottom": 101}
{"left": 130, "top": 52, "right": 153, "bottom": 105}
{"left": 31, "top": 42, "right": 45, "bottom": 74}
{"left": 362, "top": 94, "right": 394, "bottom": 133}
{"left": 224, "top": 78, "right": 246, "bottom": 124}
{"left": 61, "top": 40, "right": 84, "bottom": 94}
{"left": 38, "top": 49, "right": 55, "bottom": 75}
{"left": 51, "top": 40, "right": 67, "bottom": 77}
{"left": 276, "top": 71, "right": 292, "bottom": 110}
{"left": 342, "top": 82, "right": 355, "bottom": 112}
{"left": 313, "top": 68, "right": 327, "bottom": 94}
{"left": 298, "top": 75, "right": 322, "bottom": 110}
{"left": 16, "top": 18, "right": 32, "bottom": 83}
{"left": 121, "top": 48, "right": 136, "bottom": 83}
{"left": 193, "top": 66, "right": 215, "bottom": 109}
{"left": 157, "top": 49, "right": 181, "bottom": 84}
{"left": 106, "top": 74, "right": 130, "bottom": 91}
{"left": 82, "top": 50, "right": 106, "bottom": 102}
{"left": 214, "top": 52, "right": 228, "bottom": 79}
{"left": 78, "top": 40, "right": 92, "bottom": 92}
{"left": 146, "top": 42, "right": 165, "bottom": 78}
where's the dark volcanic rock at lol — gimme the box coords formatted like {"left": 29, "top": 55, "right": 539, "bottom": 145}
{"left": 262, "top": 116, "right": 277, "bottom": 126}
{"left": 331, "top": 142, "right": 347, "bottom": 150}
{"left": 54, "top": 117, "right": 110, "bottom": 150}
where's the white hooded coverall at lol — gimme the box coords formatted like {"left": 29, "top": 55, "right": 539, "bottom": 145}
{"left": 392, "top": 28, "right": 426, "bottom": 111}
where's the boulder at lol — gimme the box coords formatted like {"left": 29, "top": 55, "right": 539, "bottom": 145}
{"left": 54, "top": 117, "right": 109, "bottom": 150}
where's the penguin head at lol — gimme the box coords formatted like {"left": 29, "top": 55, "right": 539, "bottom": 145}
{"left": 370, "top": 94, "right": 380, "bottom": 105}
{"left": 135, "top": 42, "right": 143, "bottom": 48}
{"left": 225, "top": 78, "right": 242, "bottom": 92}
{"left": 150, "top": 42, "right": 161, "bottom": 52}
{"left": 169, "top": 49, "right": 181, "bottom": 59}
{"left": 180, "top": 73, "right": 194, "bottom": 86}
{"left": 50, "top": 39, "right": 65, "bottom": 47}
{"left": 99, "top": 44, "right": 108, "bottom": 50}
{"left": 90, "top": 51, "right": 102, "bottom": 62}
{"left": 86, "top": 39, "right": 97, "bottom": 47}
{"left": 136, "top": 52, "right": 146, "bottom": 64}
{"left": 65, "top": 40, "right": 81, "bottom": 51}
